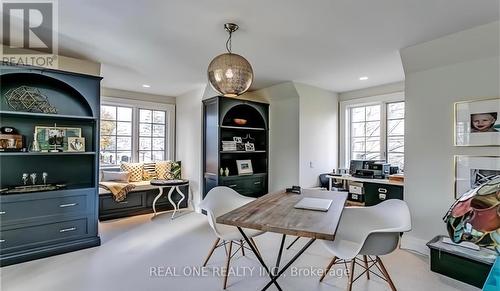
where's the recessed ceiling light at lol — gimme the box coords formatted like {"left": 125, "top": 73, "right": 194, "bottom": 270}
{"left": 142, "top": 84, "right": 151, "bottom": 88}
{"left": 359, "top": 76, "right": 368, "bottom": 81}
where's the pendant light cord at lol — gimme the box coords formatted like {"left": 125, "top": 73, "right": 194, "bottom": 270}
{"left": 225, "top": 30, "right": 232, "bottom": 53}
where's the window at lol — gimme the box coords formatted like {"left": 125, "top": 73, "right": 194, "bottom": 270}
{"left": 350, "top": 105, "right": 382, "bottom": 160}
{"left": 100, "top": 105, "right": 133, "bottom": 165}
{"left": 386, "top": 102, "right": 405, "bottom": 170}
{"left": 342, "top": 97, "right": 405, "bottom": 171}
{"left": 99, "top": 98, "right": 174, "bottom": 166}
{"left": 139, "top": 109, "right": 166, "bottom": 162}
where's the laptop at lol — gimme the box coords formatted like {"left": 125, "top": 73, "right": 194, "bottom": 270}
{"left": 294, "top": 198, "right": 333, "bottom": 212}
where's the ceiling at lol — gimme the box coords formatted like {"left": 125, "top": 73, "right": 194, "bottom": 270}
{"left": 56, "top": 0, "right": 499, "bottom": 97}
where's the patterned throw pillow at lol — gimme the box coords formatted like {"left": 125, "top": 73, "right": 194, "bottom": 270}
{"left": 142, "top": 162, "right": 157, "bottom": 180}
{"left": 155, "top": 161, "right": 182, "bottom": 180}
{"left": 120, "top": 162, "right": 144, "bottom": 182}
{"left": 155, "top": 161, "right": 172, "bottom": 179}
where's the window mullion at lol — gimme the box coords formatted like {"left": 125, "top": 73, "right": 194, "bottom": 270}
{"left": 132, "top": 107, "right": 139, "bottom": 163}
{"left": 381, "top": 102, "right": 388, "bottom": 161}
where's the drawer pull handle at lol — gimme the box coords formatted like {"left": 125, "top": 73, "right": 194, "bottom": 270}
{"left": 0, "top": 211, "right": 5, "bottom": 215}
{"left": 378, "top": 188, "right": 387, "bottom": 194}
{"left": 0, "top": 239, "right": 5, "bottom": 243}
{"left": 119, "top": 201, "right": 129, "bottom": 204}
{"left": 228, "top": 184, "right": 237, "bottom": 188}
{"left": 254, "top": 182, "right": 261, "bottom": 185}
{"left": 60, "top": 227, "right": 77, "bottom": 233}
{"left": 59, "top": 203, "right": 77, "bottom": 208}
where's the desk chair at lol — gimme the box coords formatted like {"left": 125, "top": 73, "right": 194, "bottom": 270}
{"left": 320, "top": 199, "right": 411, "bottom": 291}
{"left": 199, "top": 186, "right": 264, "bottom": 289}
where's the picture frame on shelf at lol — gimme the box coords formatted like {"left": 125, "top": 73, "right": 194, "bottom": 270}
{"left": 233, "top": 136, "right": 242, "bottom": 143}
{"left": 244, "top": 142, "right": 255, "bottom": 151}
{"left": 67, "top": 137, "right": 85, "bottom": 152}
{"left": 454, "top": 98, "right": 500, "bottom": 146}
{"left": 236, "top": 159, "right": 253, "bottom": 175}
{"left": 454, "top": 155, "right": 500, "bottom": 199}
{"left": 35, "top": 126, "right": 82, "bottom": 152}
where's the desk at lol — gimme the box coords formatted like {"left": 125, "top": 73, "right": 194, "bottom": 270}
{"left": 217, "top": 189, "right": 348, "bottom": 291}
{"left": 327, "top": 175, "right": 404, "bottom": 206}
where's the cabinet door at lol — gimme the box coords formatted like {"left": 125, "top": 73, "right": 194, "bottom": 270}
{"left": 364, "top": 183, "right": 403, "bottom": 206}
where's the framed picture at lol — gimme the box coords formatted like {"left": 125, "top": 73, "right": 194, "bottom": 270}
{"left": 244, "top": 142, "right": 255, "bottom": 151}
{"left": 455, "top": 98, "right": 500, "bottom": 146}
{"left": 67, "top": 137, "right": 85, "bottom": 152}
{"left": 233, "top": 136, "right": 242, "bottom": 143}
{"left": 236, "top": 159, "right": 253, "bottom": 175}
{"left": 35, "top": 126, "right": 82, "bottom": 151}
{"left": 454, "top": 155, "right": 500, "bottom": 198}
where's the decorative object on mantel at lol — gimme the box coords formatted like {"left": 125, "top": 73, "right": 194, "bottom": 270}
{"left": 233, "top": 118, "right": 247, "bottom": 125}
{"left": 236, "top": 159, "right": 253, "bottom": 175}
{"left": 224, "top": 167, "right": 230, "bottom": 176}
{"left": 5, "top": 86, "right": 58, "bottom": 114}
{"left": 34, "top": 124, "right": 82, "bottom": 152}
{"left": 444, "top": 176, "right": 500, "bottom": 254}
{"left": 207, "top": 23, "right": 254, "bottom": 97}
{"left": 0, "top": 127, "right": 24, "bottom": 152}
{"left": 455, "top": 98, "right": 500, "bottom": 146}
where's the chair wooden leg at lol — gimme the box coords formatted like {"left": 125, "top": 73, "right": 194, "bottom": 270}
{"left": 223, "top": 241, "right": 233, "bottom": 289}
{"left": 203, "top": 238, "right": 220, "bottom": 267}
{"left": 376, "top": 256, "right": 397, "bottom": 291}
{"left": 319, "top": 256, "right": 337, "bottom": 282}
{"left": 347, "top": 258, "right": 355, "bottom": 291}
{"left": 363, "top": 255, "right": 370, "bottom": 280}
{"left": 240, "top": 240, "right": 245, "bottom": 256}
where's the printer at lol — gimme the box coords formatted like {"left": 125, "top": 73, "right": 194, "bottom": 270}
{"left": 350, "top": 160, "right": 391, "bottom": 179}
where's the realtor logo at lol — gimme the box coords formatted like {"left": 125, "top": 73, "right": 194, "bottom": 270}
{"left": 1, "top": 0, "right": 58, "bottom": 68}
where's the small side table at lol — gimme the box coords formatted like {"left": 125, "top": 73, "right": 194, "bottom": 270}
{"left": 150, "top": 179, "right": 190, "bottom": 219}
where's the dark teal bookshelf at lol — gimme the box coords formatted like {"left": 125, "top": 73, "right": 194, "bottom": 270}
{"left": 0, "top": 64, "right": 102, "bottom": 266}
{"left": 203, "top": 96, "right": 269, "bottom": 198}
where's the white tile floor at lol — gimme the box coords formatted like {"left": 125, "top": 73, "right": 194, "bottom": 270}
{"left": 1, "top": 212, "right": 478, "bottom": 291}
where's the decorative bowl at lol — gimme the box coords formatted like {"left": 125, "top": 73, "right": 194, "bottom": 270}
{"left": 233, "top": 118, "right": 247, "bottom": 125}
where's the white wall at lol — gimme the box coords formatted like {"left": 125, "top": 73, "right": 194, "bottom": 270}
{"left": 295, "top": 83, "right": 338, "bottom": 187}
{"left": 339, "top": 81, "right": 404, "bottom": 102}
{"left": 250, "top": 82, "right": 300, "bottom": 191}
{"left": 175, "top": 87, "right": 205, "bottom": 210}
{"left": 400, "top": 21, "right": 500, "bottom": 253}
{"left": 101, "top": 88, "right": 175, "bottom": 104}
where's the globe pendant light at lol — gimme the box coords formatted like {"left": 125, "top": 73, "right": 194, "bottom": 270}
{"left": 207, "top": 23, "right": 253, "bottom": 97}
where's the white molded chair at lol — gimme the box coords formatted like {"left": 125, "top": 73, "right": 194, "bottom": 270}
{"left": 199, "top": 186, "right": 264, "bottom": 289}
{"left": 320, "top": 199, "right": 412, "bottom": 291}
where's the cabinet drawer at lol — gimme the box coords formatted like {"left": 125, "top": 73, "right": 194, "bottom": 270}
{"left": 100, "top": 192, "right": 144, "bottom": 210}
{"left": 0, "top": 194, "right": 87, "bottom": 225}
{"left": 364, "top": 183, "right": 403, "bottom": 206}
{"left": 0, "top": 218, "right": 88, "bottom": 251}
{"left": 220, "top": 176, "right": 265, "bottom": 197}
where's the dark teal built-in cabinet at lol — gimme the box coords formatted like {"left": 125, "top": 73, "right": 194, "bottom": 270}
{"left": 0, "top": 64, "right": 102, "bottom": 266}
{"left": 202, "top": 96, "right": 269, "bottom": 199}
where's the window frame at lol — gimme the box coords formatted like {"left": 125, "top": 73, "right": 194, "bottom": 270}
{"left": 339, "top": 92, "right": 404, "bottom": 169}
{"left": 100, "top": 96, "right": 175, "bottom": 168}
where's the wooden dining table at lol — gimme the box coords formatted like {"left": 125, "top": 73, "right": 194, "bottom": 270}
{"left": 216, "top": 189, "right": 348, "bottom": 291}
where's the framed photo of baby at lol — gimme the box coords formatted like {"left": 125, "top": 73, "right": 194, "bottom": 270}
{"left": 455, "top": 98, "right": 500, "bottom": 146}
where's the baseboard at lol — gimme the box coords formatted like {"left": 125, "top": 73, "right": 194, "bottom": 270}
{"left": 400, "top": 234, "right": 430, "bottom": 256}
{"left": 0, "top": 236, "right": 101, "bottom": 267}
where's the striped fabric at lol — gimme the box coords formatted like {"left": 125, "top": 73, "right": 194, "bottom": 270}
{"left": 142, "top": 162, "right": 157, "bottom": 180}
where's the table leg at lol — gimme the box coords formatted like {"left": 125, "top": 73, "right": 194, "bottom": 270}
{"left": 152, "top": 187, "right": 164, "bottom": 216}
{"left": 261, "top": 238, "right": 316, "bottom": 291}
{"left": 237, "top": 227, "right": 283, "bottom": 291}
{"left": 172, "top": 186, "right": 186, "bottom": 219}
{"left": 166, "top": 186, "right": 177, "bottom": 219}
{"left": 274, "top": 234, "right": 286, "bottom": 275}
